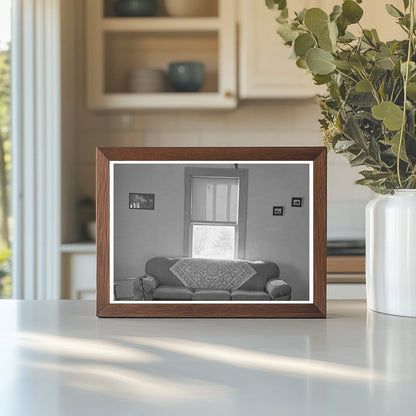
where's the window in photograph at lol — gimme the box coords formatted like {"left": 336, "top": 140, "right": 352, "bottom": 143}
{"left": 185, "top": 169, "right": 248, "bottom": 260}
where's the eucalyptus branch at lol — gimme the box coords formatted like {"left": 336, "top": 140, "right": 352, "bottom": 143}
{"left": 397, "top": 0, "right": 415, "bottom": 188}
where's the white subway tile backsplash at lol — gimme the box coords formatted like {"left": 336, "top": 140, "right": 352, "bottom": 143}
{"left": 73, "top": 100, "right": 374, "bottom": 239}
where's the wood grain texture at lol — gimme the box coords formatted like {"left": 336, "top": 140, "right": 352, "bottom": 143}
{"left": 96, "top": 147, "right": 327, "bottom": 318}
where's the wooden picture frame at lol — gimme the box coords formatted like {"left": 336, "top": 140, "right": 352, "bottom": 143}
{"left": 96, "top": 147, "right": 327, "bottom": 318}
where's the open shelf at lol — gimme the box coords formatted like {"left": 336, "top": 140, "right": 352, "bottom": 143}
{"left": 102, "top": 17, "right": 221, "bottom": 32}
{"left": 87, "top": 0, "right": 236, "bottom": 109}
{"left": 103, "top": 0, "right": 219, "bottom": 18}
{"left": 104, "top": 31, "right": 218, "bottom": 94}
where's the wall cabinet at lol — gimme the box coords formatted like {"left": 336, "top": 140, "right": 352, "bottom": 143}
{"left": 239, "top": 0, "right": 326, "bottom": 99}
{"left": 86, "top": 0, "right": 237, "bottom": 109}
{"left": 61, "top": 245, "right": 96, "bottom": 300}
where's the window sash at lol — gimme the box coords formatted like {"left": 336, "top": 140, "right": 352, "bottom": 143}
{"left": 190, "top": 223, "right": 238, "bottom": 260}
{"left": 184, "top": 167, "right": 248, "bottom": 259}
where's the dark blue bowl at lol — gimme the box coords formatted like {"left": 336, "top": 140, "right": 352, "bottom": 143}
{"left": 168, "top": 62, "right": 205, "bottom": 93}
{"left": 114, "top": 0, "right": 157, "bottom": 17}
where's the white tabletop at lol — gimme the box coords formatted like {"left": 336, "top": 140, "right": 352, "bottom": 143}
{"left": 0, "top": 300, "right": 415, "bottom": 416}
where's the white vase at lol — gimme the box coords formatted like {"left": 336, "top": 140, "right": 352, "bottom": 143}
{"left": 366, "top": 190, "right": 416, "bottom": 317}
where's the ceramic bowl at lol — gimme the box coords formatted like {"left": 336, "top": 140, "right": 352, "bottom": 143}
{"left": 114, "top": 0, "right": 158, "bottom": 17}
{"left": 128, "top": 68, "right": 167, "bottom": 93}
{"left": 168, "top": 62, "right": 205, "bottom": 92}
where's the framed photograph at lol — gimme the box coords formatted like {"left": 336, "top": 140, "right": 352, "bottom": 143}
{"left": 273, "top": 206, "right": 285, "bottom": 216}
{"left": 129, "top": 193, "right": 155, "bottom": 210}
{"left": 292, "top": 197, "right": 303, "bottom": 207}
{"left": 96, "top": 147, "right": 327, "bottom": 318}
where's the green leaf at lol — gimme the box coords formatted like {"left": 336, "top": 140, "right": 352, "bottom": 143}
{"left": 334, "top": 139, "right": 355, "bottom": 151}
{"left": 313, "top": 74, "right": 332, "bottom": 85}
{"left": 296, "top": 8, "right": 307, "bottom": 23}
{"left": 306, "top": 48, "right": 335, "bottom": 75}
{"left": 385, "top": 4, "right": 404, "bottom": 18}
{"left": 356, "top": 79, "right": 372, "bottom": 92}
{"left": 372, "top": 101, "right": 404, "bottom": 131}
{"left": 350, "top": 152, "right": 367, "bottom": 167}
{"left": 336, "top": 15, "right": 348, "bottom": 36}
{"left": 350, "top": 54, "right": 368, "bottom": 70}
{"left": 342, "top": 0, "right": 364, "bottom": 24}
{"left": 403, "top": 0, "right": 410, "bottom": 10}
{"left": 333, "top": 60, "right": 353, "bottom": 70}
{"left": 375, "top": 55, "right": 395, "bottom": 70}
{"left": 339, "top": 31, "right": 356, "bottom": 43}
{"left": 407, "top": 82, "right": 416, "bottom": 99}
{"left": 330, "top": 5, "right": 342, "bottom": 22}
{"left": 294, "top": 33, "right": 316, "bottom": 58}
{"left": 381, "top": 132, "right": 409, "bottom": 162}
{"left": 266, "top": 0, "right": 287, "bottom": 11}
{"left": 371, "top": 29, "right": 380, "bottom": 42}
{"left": 318, "top": 27, "right": 334, "bottom": 52}
{"left": 277, "top": 23, "right": 298, "bottom": 43}
{"left": 304, "top": 8, "right": 329, "bottom": 35}
{"left": 296, "top": 57, "right": 308, "bottom": 69}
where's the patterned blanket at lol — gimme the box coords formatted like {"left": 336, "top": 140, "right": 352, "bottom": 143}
{"left": 169, "top": 258, "right": 256, "bottom": 290}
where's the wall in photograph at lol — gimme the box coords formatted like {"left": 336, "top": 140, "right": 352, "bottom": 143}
{"left": 113, "top": 163, "right": 310, "bottom": 300}
{"left": 114, "top": 164, "right": 186, "bottom": 283}
{"left": 241, "top": 163, "right": 309, "bottom": 301}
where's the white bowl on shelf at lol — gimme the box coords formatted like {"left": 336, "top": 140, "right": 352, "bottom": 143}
{"left": 128, "top": 68, "right": 167, "bottom": 93}
{"left": 164, "top": 0, "right": 217, "bottom": 17}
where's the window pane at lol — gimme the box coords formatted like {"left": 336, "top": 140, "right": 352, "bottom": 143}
{"left": 192, "top": 225, "right": 235, "bottom": 259}
{"left": 191, "top": 177, "right": 239, "bottom": 222}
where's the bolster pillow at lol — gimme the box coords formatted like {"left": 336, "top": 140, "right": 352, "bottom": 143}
{"left": 265, "top": 279, "right": 291, "bottom": 300}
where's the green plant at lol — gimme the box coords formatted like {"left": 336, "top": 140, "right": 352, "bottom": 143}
{"left": 267, "top": 0, "right": 416, "bottom": 193}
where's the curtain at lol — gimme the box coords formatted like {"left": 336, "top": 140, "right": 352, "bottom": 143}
{"left": 191, "top": 177, "right": 239, "bottom": 223}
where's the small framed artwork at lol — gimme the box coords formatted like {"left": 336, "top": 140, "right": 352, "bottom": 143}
{"left": 96, "top": 147, "right": 327, "bottom": 318}
{"left": 129, "top": 193, "right": 155, "bottom": 210}
{"left": 273, "top": 206, "right": 284, "bottom": 216}
{"left": 292, "top": 197, "right": 303, "bottom": 207}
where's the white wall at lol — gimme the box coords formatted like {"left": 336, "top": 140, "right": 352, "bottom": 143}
{"left": 113, "top": 163, "right": 310, "bottom": 300}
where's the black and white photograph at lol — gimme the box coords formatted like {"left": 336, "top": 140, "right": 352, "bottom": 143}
{"left": 111, "top": 162, "right": 312, "bottom": 303}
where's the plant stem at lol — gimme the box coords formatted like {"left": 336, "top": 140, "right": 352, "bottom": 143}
{"left": 397, "top": 0, "right": 415, "bottom": 188}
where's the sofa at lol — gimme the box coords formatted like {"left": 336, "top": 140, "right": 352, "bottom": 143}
{"left": 134, "top": 256, "right": 291, "bottom": 301}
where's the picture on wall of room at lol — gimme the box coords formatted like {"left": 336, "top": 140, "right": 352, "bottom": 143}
{"left": 273, "top": 206, "right": 284, "bottom": 216}
{"left": 96, "top": 147, "right": 327, "bottom": 318}
{"left": 292, "top": 197, "right": 303, "bottom": 207}
{"left": 129, "top": 193, "right": 155, "bottom": 210}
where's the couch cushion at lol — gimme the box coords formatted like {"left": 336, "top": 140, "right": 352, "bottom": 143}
{"left": 238, "top": 261, "right": 280, "bottom": 291}
{"left": 192, "top": 289, "right": 231, "bottom": 301}
{"left": 231, "top": 290, "right": 271, "bottom": 301}
{"left": 153, "top": 286, "right": 193, "bottom": 301}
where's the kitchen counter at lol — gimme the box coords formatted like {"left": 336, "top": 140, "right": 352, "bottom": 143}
{"left": 0, "top": 300, "right": 415, "bottom": 415}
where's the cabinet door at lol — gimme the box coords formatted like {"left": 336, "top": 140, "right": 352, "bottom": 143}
{"left": 239, "top": 0, "right": 326, "bottom": 99}
{"left": 239, "top": 0, "right": 404, "bottom": 99}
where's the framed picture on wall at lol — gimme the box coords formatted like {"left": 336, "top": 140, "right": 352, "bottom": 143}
{"left": 96, "top": 147, "right": 327, "bottom": 318}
